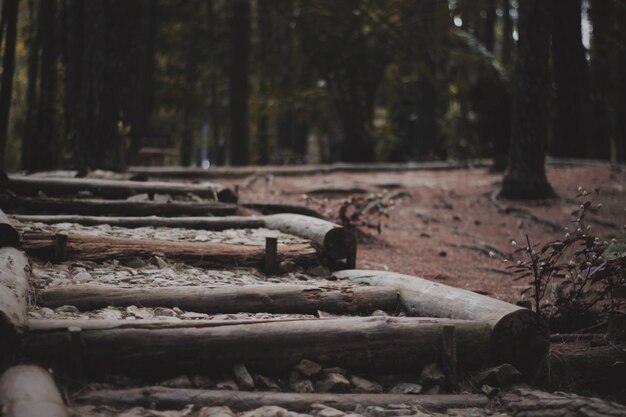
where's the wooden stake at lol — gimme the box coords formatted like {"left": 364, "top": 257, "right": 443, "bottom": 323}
{"left": 265, "top": 237, "right": 278, "bottom": 274}
{"left": 441, "top": 324, "right": 458, "bottom": 391}
{"left": 53, "top": 233, "right": 68, "bottom": 262}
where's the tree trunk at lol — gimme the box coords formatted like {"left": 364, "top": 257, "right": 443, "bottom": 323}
{"left": 549, "top": 0, "right": 591, "bottom": 159}
{"left": 333, "top": 270, "right": 550, "bottom": 375}
{"left": 37, "top": 284, "right": 399, "bottom": 315}
{"left": 1, "top": 196, "right": 237, "bottom": 216}
{"left": 75, "top": 387, "right": 488, "bottom": 413}
{"left": 229, "top": 0, "right": 251, "bottom": 166}
{"left": 21, "top": 231, "right": 318, "bottom": 268}
{"left": 0, "top": 365, "right": 68, "bottom": 417}
{"left": 0, "top": 0, "right": 18, "bottom": 171}
{"left": 22, "top": 0, "right": 39, "bottom": 171}
{"left": 500, "top": 0, "right": 514, "bottom": 71}
{"left": 23, "top": 316, "right": 492, "bottom": 377}
{"left": 30, "top": 0, "right": 57, "bottom": 172}
{"left": 500, "top": 0, "right": 554, "bottom": 199}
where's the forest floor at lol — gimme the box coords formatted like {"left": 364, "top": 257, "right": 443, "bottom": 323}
{"left": 231, "top": 163, "right": 626, "bottom": 306}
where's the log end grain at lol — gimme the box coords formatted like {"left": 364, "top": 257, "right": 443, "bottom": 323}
{"left": 491, "top": 308, "right": 550, "bottom": 375}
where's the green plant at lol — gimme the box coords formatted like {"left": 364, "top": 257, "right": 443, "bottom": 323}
{"left": 509, "top": 188, "right": 625, "bottom": 328}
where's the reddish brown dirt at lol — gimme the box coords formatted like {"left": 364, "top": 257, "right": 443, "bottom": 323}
{"left": 228, "top": 164, "right": 626, "bottom": 304}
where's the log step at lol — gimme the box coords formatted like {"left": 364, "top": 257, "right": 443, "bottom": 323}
{"left": 20, "top": 231, "right": 318, "bottom": 268}
{"left": 22, "top": 316, "right": 492, "bottom": 378}
{"left": 36, "top": 284, "right": 399, "bottom": 315}
{"left": 74, "top": 387, "right": 489, "bottom": 413}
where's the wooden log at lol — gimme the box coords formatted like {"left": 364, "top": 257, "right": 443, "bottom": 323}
{"left": 22, "top": 316, "right": 493, "bottom": 377}
{"left": 1, "top": 196, "right": 237, "bottom": 216}
{"left": 0, "top": 248, "right": 29, "bottom": 342}
{"left": 2, "top": 175, "right": 229, "bottom": 201}
{"left": 243, "top": 203, "right": 326, "bottom": 219}
{"left": 9, "top": 214, "right": 355, "bottom": 264}
{"left": 0, "top": 209, "right": 19, "bottom": 247}
{"left": 264, "top": 237, "right": 278, "bottom": 274}
{"left": 500, "top": 386, "right": 626, "bottom": 417}
{"left": 127, "top": 160, "right": 492, "bottom": 180}
{"left": 36, "top": 284, "right": 400, "bottom": 315}
{"left": 10, "top": 214, "right": 265, "bottom": 230}
{"left": 21, "top": 232, "right": 318, "bottom": 268}
{"left": 333, "top": 270, "right": 550, "bottom": 375}
{"left": 263, "top": 214, "right": 356, "bottom": 262}
{"left": 74, "top": 387, "right": 489, "bottom": 412}
{"left": 0, "top": 365, "right": 68, "bottom": 417}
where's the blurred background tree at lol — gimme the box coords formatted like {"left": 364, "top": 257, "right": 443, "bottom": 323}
{"left": 0, "top": 0, "right": 625, "bottom": 182}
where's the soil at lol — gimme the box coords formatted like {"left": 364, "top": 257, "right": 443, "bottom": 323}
{"left": 228, "top": 164, "right": 625, "bottom": 305}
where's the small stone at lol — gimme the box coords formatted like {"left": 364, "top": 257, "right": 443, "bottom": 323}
{"left": 39, "top": 307, "right": 54, "bottom": 316}
{"left": 125, "top": 305, "right": 152, "bottom": 319}
{"left": 154, "top": 307, "right": 177, "bottom": 317}
{"left": 233, "top": 364, "right": 255, "bottom": 390}
{"left": 240, "top": 406, "right": 293, "bottom": 417}
{"left": 160, "top": 375, "right": 192, "bottom": 388}
{"left": 418, "top": 363, "right": 446, "bottom": 387}
{"left": 389, "top": 383, "right": 423, "bottom": 394}
{"left": 196, "top": 406, "right": 237, "bottom": 417}
{"left": 73, "top": 271, "right": 92, "bottom": 282}
{"left": 473, "top": 364, "right": 522, "bottom": 387}
{"left": 152, "top": 256, "right": 169, "bottom": 269}
{"left": 280, "top": 260, "right": 300, "bottom": 273}
{"left": 216, "top": 380, "right": 239, "bottom": 391}
{"left": 370, "top": 310, "right": 386, "bottom": 317}
{"left": 315, "top": 373, "right": 350, "bottom": 393}
{"left": 122, "top": 257, "right": 146, "bottom": 268}
{"left": 307, "top": 265, "right": 331, "bottom": 277}
{"left": 255, "top": 374, "right": 281, "bottom": 391}
{"left": 349, "top": 376, "right": 382, "bottom": 393}
{"left": 290, "top": 379, "right": 315, "bottom": 393}
{"left": 294, "top": 359, "right": 322, "bottom": 377}
{"left": 424, "top": 385, "right": 442, "bottom": 395}
{"left": 480, "top": 384, "right": 500, "bottom": 398}
{"left": 321, "top": 367, "right": 347, "bottom": 376}
{"left": 181, "top": 312, "right": 209, "bottom": 319}
{"left": 311, "top": 404, "right": 345, "bottom": 417}
{"left": 54, "top": 305, "right": 79, "bottom": 314}
{"left": 190, "top": 375, "right": 214, "bottom": 389}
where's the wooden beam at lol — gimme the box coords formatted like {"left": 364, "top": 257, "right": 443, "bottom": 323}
{"left": 0, "top": 247, "right": 29, "bottom": 345}
{"left": 21, "top": 232, "right": 318, "bottom": 268}
{"left": 74, "top": 387, "right": 489, "bottom": 412}
{"left": 0, "top": 365, "right": 68, "bottom": 417}
{"left": 23, "top": 316, "right": 492, "bottom": 377}
{"left": 2, "top": 175, "right": 228, "bottom": 200}
{"left": 36, "top": 284, "right": 400, "bottom": 315}
{"left": 333, "top": 270, "right": 550, "bottom": 375}
{"left": 1, "top": 196, "right": 237, "bottom": 216}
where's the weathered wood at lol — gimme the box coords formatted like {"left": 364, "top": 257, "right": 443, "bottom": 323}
{"left": 2, "top": 175, "right": 229, "bottom": 200}
{"left": 1, "top": 196, "right": 237, "bottom": 216}
{"left": 128, "top": 160, "right": 492, "bottom": 180}
{"left": 9, "top": 213, "right": 355, "bottom": 263}
{"left": 545, "top": 344, "right": 626, "bottom": 393}
{"left": 333, "top": 270, "right": 550, "bottom": 374}
{"left": 21, "top": 232, "right": 318, "bottom": 268}
{"left": 11, "top": 214, "right": 264, "bottom": 230}
{"left": 0, "top": 365, "right": 68, "bottom": 417}
{"left": 0, "top": 247, "right": 29, "bottom": 338}
{"left": 74, "top": 387, "right": 489, "bottom": 412}
{"left": 441, "top": 324, "right": 458, "bottom": 391}
{"left": 52, "top": 233, "right": 68, "bottom": 262}
{"left": 500, "top": 386, "right": 626, "bottom": 417}
{"left": 243, "top": 203, "right": 326, "bottom": 219}
{"left": 263, "top": 214, "right": 356, "bottom": 262}
{"left": 36, "top": 284, "right": 400, "bottom": 315}
{"left": 0, "top": 209, "right": 19, "bottom": 247}
{"left": 264, "top": 237, "right": 278, "bottom": 275}
{"left": 23, "top": 316, "right": 493, "bottom": 377}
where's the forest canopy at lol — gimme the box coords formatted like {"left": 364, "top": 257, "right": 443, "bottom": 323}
{"left": 0, "top": 0, "right": 624, "bottom": 172}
